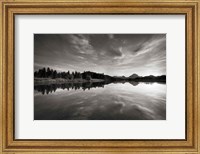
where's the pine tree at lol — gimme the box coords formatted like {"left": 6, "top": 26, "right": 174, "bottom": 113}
{"left": 47, "top": 67, "right": 51, "bottom": 78}
{"left": 52, "top": 70, "right": 57, "bottom": 79}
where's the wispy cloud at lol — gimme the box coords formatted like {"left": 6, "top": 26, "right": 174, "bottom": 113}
{"left": 69, "top": 34, "right": 94, "bottom": 54}
{"left": 34, "top": 34, "right": 166, "bottom": 76}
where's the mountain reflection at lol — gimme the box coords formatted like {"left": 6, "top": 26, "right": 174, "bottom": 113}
{"left": 34, "top": 81, "right": 165, "bottom": 95}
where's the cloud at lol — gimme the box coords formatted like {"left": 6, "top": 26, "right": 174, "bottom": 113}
{"left": 107, "top": 47, "right": 123, "bottom": 57}
{"left": 69, "top": 34, "right": 94, "bottom": 54}
{"left": 34, "top": 34, "right": 166, "bottom": 76}
{"left": 133, "top": 35, "right": 166, "bottom": 57}
{"left": 133, "top": 45, "right": 143, "bottom": 53}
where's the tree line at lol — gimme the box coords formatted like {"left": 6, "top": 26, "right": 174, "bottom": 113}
{"left": 34, "top": 67, "right": 83, "bottom": 79}
{"left": 34, "top": 67, "right": 111, "bottom": 80}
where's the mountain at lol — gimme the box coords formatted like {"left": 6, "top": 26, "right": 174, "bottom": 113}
{"left": 133, "top": 75, "right": 166, "bottom": 82}
{"left": 129, "top": 73, "right": 139, "bottom": 79}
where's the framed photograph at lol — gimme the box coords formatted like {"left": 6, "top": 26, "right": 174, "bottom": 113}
{"left": 0, "top": 0, "right": 199, "bottom": 153}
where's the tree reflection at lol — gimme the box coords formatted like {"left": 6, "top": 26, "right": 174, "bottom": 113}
{"left": 34, "top": 81, "right": 110, "bottom": 95}
{"left": 34, "top": 81, "right": 165, "bottom": 95}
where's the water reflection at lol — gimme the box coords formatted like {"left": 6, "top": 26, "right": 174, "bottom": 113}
{"left": 34, "top": 82, "right": 166, "bottom": 120}
{"left": 34, "top": 81, "right": 165, "bottom": 95}
{"left": 34, "top": 81, "right": 109, "bottom": 95}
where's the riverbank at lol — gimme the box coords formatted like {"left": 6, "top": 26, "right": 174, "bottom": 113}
{"left": 34, "top": 78, "right": 105, "bottom": 85}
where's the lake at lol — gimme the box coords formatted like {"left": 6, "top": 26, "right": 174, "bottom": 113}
{"left": 34, "top": 82, "right": 166, "bottom": 120}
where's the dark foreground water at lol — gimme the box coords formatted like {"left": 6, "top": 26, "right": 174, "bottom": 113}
{"left": 34, "top": 82, "right": 166, "bottom": 120}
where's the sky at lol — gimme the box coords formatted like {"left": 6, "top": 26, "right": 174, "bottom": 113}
{"left": 34, "top": 34, "right": 166, "bottom": 77}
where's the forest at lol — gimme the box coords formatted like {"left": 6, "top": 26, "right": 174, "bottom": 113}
{"left": 34, "top": 67, "right": 113, "bottom": 81}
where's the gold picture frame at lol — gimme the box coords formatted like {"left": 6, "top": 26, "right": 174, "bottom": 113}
{"left": 0, "top": 0, "right": 199, "bottom": 153}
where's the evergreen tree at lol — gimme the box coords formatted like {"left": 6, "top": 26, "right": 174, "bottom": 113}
{"left": 46, "top": 67, "right": 51, "bottom": 78}
{"left": 52, "top": 70, "right": 57, "bottom": 79}
{"left": 42, "top": 68, "right": 46, "bottom": 78}
{"left": 72, "top": 72, "right": 75, "bottom": 80}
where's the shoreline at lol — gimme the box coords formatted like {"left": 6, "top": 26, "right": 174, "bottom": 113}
{"left": 34, "top": 77, "right": 166, "bottom": 86}
{"left": 34, "top": 78, "right": 105, "bottom": 85}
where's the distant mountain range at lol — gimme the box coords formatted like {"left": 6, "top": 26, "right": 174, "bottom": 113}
{"left": 112, "top": 73, "right": 166, "bottom": 82}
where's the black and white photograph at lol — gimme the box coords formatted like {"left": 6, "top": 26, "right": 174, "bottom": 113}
{"left": 34, "top": 34, "right": 166, "bottom": 120}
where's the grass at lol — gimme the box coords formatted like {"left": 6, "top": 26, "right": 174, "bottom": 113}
{"left": 34, "top": 78, "right": 105, "bottom": 85}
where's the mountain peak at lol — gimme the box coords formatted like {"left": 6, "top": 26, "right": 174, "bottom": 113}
{"left": 129, "top": 73, "right": 139, "bottom": 79}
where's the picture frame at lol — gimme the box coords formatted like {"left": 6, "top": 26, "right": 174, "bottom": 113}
{"left": 0, "top": 0, "right": 199, "bottom": 153}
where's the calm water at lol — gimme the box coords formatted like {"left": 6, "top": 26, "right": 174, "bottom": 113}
{"left": 34, "top": 82, "right": 166, "bottom": 120}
